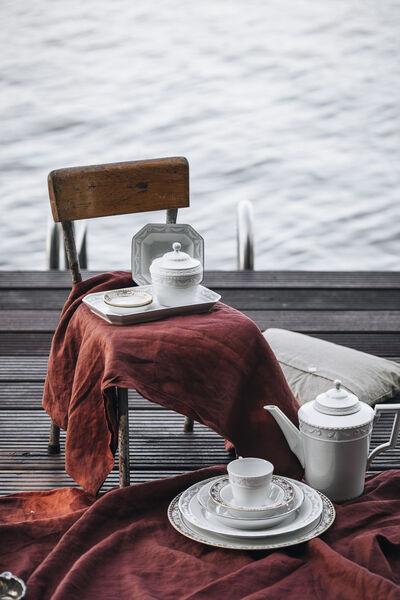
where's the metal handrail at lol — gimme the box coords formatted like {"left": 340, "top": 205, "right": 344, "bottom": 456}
{"left": 46, "top": 220, "right": 61, "bottom": 270}
{"left": 47, "top": 218, "right": 88, "bottom": 270}
{"left": 236, "top": 200, "right": 254, "bottom": 270}
{"left": 47, "top": 201, "right": 254, "bottom": 271}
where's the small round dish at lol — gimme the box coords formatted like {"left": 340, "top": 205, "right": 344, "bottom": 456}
{"left": 103, "top": 289, "right": 153, "bottom": 314}
{"left": 209, "top": 475, "right": 297, "bottom": 519}
{"left": 0, "top": 571, "right": 26, "bottom": 599}
{"left": 198, "top": 479, "right": 302, "bottom": 530}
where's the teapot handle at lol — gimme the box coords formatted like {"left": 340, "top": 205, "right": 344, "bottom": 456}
{"left": 367, "top": 404, "right": 400, "bottom": 469}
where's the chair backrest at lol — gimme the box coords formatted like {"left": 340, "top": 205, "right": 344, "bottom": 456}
{"left": 47, "top": 157, "right": 189, "bottom": 284}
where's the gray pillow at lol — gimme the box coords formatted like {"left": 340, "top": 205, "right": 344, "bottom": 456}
{"left": 263, "top": 328, "right": 400, "bottom": 407}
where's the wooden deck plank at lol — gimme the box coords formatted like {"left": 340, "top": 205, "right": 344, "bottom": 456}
{"left": 0, "top": 470, "right": 184, "bottom": 495}
{"left": 1, "top": 309, "right": 400, "bottom": 333}
{"left": 0, "top": 409, "right": 215, "bottom": 435}
{"left": 1, "top": 354, "right": 399, "bottom": 383}
{"left": 0, "top": 409, "right": 396, "bottom": 471}
{"left": 2, "top": 270, "right": 400, "bottom": 289}
{"left": 0, "top": 384, "right": 162, "bottom": 410}
{"left": 2, "top": 332, "right": 400, "bottom": 359}
{"left": 3, "top": 287, "right": 400, "bottom": 311}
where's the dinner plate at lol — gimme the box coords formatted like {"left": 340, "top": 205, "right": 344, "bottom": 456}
{"left": 169, "top": 491, "right": 335, "bottom": 550}
{"left": 131, "top": 223, "right": 204, "bottom": 285}
{"left": 179, "top": 478, "right": 322, "bottom": 539}
{"left": 209, "top": 475, "right": 296, "bottom": 518}
{"left": 198, "top": 477, "right": 303, "bottom": 530}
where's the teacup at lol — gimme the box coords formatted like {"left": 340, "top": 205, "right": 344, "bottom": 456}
{"left": 227, "top": 457, "right": 273, "bottom": 507}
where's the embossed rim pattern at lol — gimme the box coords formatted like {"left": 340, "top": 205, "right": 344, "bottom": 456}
{"left": 210, "top": 475, "right": 295, "bottom": 513}
{"left": 168, "top": 480, "right": 335, "bottom": 550}
{"left": 299, "top": 420, "right": 373, "bottom": 441}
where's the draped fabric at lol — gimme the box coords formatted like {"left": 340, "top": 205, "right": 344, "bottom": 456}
{"left": 0, "top": 469, "right": 399, "bottom": 599}
{"left": 42, "top": 272, "right": 302, "bottom": 494}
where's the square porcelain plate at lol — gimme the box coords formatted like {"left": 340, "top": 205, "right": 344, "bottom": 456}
{"left": 131, "top": 223, "right": 204, "bottom": 285}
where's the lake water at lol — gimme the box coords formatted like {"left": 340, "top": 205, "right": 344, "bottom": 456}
{"left": 1, "top": 0, "right": 400, "bottom": 271}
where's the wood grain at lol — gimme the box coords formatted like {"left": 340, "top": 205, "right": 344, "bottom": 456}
{"left": 48, "top": 157, "right": 189, "bottom": 222}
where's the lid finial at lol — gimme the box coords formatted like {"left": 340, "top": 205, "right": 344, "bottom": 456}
{"left": 172, "top": 242, "right": 181, "bottom": 253}
{"left": 335, "top": 380, "right": 342, "bottom": 391}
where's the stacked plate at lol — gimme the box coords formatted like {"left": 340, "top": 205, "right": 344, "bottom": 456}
{"left": 168, "top": 475, "right": 335, "bottom": 550}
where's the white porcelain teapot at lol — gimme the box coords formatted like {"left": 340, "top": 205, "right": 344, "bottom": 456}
{"left": 265, "top": 381, "right": 400, "bottom": 501}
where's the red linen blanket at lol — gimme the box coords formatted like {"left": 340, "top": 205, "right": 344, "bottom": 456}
{"left": 0, "top": 468, "right": 399, "bottom": 599}
{"left": 43, "top": 272, "right": 302, "bottom": 495}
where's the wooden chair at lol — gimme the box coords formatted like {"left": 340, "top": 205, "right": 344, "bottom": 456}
{"left": 47, "top": 156, "right": 194, "bottom": 488}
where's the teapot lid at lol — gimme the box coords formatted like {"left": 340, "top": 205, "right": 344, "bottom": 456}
{"left": 314, "top": 380, "right": 361, "bottom": 416}
{"left": 153, "top": 242, "right": 201, "bottom": 271}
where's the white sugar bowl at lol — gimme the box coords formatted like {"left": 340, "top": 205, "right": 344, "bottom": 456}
{"left": 149, "top": 242, "right": 203, "bottom": 306}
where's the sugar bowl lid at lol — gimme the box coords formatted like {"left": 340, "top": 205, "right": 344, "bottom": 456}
{"left": 151, "top": 242, "right": 201, "bottom": 271}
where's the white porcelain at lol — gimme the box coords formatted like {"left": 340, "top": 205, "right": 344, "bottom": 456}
{"left": 83, "top": 284, "right": 221, "bottom": 326}
{"left": 168, "top": 483, "right": 335, "bottom": 550}
{"left": 131, "top": 223, "right": 204, "bottom": 285}
{"left": 150, "top": 242, "right": 203, "bottom": 307}
{"left": 227, "top": 457, "right": 273, "bottom": 507}
{"left": 198, "top": 477, "right": 302, "bottom": 529}
{"left": 178, "top": 477, "right": 323, "bottom": 540}
{"left": 209, "top": 475, "right": 301, "bottom": 519}
{"left": 0, "top": 572, "right": 26, "bottom": 600}
{"left": 265, "top": 380, "right": 400, "bottom": 501}
{"left": 103, "top": 289, "right": 153, "bottom": 314}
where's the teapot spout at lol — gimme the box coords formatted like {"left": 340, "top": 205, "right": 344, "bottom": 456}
{"left": 264, "top": 405, "right": 305, "bottom": 468}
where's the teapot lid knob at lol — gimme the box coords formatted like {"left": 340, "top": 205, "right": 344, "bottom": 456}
{"left": 334, "top": 379, "right": 341, "bottom": 391}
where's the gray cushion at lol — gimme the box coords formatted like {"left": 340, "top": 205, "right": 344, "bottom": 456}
{"left": 263, "top": 328, "right": 400, "bottom": 407}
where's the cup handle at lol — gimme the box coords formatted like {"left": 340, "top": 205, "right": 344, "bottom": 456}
{"left": 367, "top": 404, "right": 400, "bottom": 469}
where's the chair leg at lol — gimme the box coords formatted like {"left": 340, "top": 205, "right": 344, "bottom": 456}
{"left": 117, "top": 387, "right": 130, "bottom": 487}
{"left": 184, "top": 417, "right": 194, "bottom": 432}
{"left": 48, "top": 421, "right": 61, "bottom": 454}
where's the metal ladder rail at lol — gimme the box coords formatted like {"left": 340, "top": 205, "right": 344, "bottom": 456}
{"left": 47, "top": 202, "right": 255, "bottom": 272}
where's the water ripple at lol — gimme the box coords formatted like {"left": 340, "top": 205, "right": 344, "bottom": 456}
{"left": 0, "top": 0, "right": 399, "bottom": 270}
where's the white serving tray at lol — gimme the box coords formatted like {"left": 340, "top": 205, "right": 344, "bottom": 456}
{"left": 131, "top": 223, "right": 204, "bottom": 285}
{"left": 82, "top": 285, "right": 221, "bottom": 326}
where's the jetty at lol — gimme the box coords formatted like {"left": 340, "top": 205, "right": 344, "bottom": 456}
{"left": 0, "top": 269, "right": 399, "bottom": 495}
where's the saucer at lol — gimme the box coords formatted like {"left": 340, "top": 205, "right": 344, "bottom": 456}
{"left": 179, "top": 477, "right": 322, "bottom": 539}
{"left": 103, "top": 289, "right": 153, "bottom": 314}
{"left": 209, "top": 475, "right": 296, "bottom": 519}
{"left": 198, "top": 478, "right": 303, "bottom": 530}
{"left": 169, "top": 481, "right": 335, "bottom": 550}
